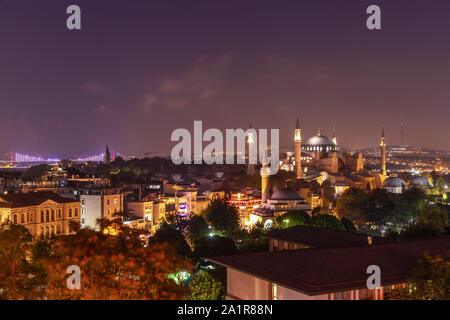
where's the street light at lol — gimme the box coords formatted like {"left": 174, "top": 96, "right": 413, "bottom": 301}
{"left": 284, "top": 219, "right": 289, "bottom": 228}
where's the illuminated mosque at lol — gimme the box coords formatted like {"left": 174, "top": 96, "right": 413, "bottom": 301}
{"left": 279, "top": 118, "right": 384, "bottom": 192}
{"left": 250, "top": 119, "right": 388, "bottom": 226}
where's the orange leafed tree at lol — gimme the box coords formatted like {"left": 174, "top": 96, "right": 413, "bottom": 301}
{"left": 44, "top": 227, "right": 192, "bottom": 300}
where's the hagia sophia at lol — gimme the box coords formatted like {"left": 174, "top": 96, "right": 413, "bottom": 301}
{"left": 250, "top": 118, "right": 432, "bottom": 227}
{"left": 264, "top": 118, "right": 386, "bottom": 193}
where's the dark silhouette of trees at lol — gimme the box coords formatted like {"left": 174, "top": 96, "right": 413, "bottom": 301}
{"left": 310, "top": 214, "right": 346, "bottom": 231}
{"left": 204, "top": 197, "right": 240, "bottom": 237}
{"left": 276, "top": 210, "right": 310, "bottom": 228}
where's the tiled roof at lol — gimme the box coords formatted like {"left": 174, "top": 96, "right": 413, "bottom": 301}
{"left": 267, "top": 225, "right": 391, "bottom": 248}
{"left": 0, "top": 191, "right": 78, "bottom": 208}
{"left": 209, "top": 236, "right": 450, "bottom": 295}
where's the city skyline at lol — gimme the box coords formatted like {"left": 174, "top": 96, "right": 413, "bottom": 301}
{"left": 1, "top": 1, "right": 450, "bottom": 156}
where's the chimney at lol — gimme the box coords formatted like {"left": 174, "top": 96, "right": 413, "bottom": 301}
{"left": 367, "top": 236, "right": 373, "bottom": 245}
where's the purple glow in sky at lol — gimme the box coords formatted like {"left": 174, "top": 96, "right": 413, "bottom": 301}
{"left": 0, "top": 0, "right": 449, "bottom": 157}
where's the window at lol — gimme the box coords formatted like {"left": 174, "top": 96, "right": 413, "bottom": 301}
{"left": 74, "top": 208, "right": 78, "bottom": 217}
{"left": 107, "top": 200, "right": 110, "bottom": 205}
{"left": 13, "top": 214, "right": 17, "bottom": 224}
{"left": 68, "top": 208, "right": 72, "bottom": 218}
{"left": 41, "top": 211, "right": 45, "bottom": 223}
{"left": 45, "top": 227, "right": 49, "bottom": 238}
{"left": 40, "top": 227, "right": 44, "bottom": 236}
{"left": 20, "top": 214, "right": 24, "bottom": 224}
{"left": 114, "top": 198, "right": 117, "bottom": 204}
{"left": 57, "top": 224, "right": 61, "bottom": 234}
{"left": 51, "top": 210, "right": 55, "bottom": 221}
{"left": 46, "top": 210, "right": 50, "bottom": 222}
{"left": 58, "top": 209, "right": 62, "bottom": 218}
{"left": 51, "top": 225, "right": 55, "bottom": 235}
{"left": 81, "top": 199, "right": 85, "bottom": 205}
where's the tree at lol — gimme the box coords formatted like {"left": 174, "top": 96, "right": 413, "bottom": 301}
{"left": 188, "top": 271, "right": 225, "bottom": 300}
{"left": 394, "top": 187, "right": 427, "bottom": 227}
{"left": 341, "top": 217, "right": 357, "bottom": 232}
{"left": 276, "top": 210, "right": 310, "bottom": 228}
{"left": 0, "top": 223, "right": 45, "bottom": 299}
{"left": 336, "top": 187, "right": 368, "bottom": 228}
{"left": 310, "top": 214, "right": 346, "bottom": 231}
{"left": 204, "top": 197, "right": 240, "bottom": 237}
{"left": 150, "top": 226, "right": 192, "bottom": 260}
{"left": 187, "top": 215, "right": 209, "bottom": 243}
{"left": 433, "top": 177, "right": 447, "bottom": 195}
{"left": 322, "top": 180, "right": 336, "bottom": 207}
{"left": 417, "top": 205, "right": 448, "bottom": 233}
{"left": 193, "top": 236, "right": 237, "bottom": 260}
{"left": 44, "top": 228, "right": 192, "bottom": 300}
{"left": 391, "top": 255, "right": 450, "bottom": 300}
{"left": 398, "top": 222, "right": 442, "bottom": 240}
{"left": 365, "top": 188, "right": 395, "bottom": 231}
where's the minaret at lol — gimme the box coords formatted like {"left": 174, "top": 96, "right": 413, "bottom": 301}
{"left": 294, "top": 118, "right": 302, "bottom": 179}
{"left": 260, "top": 160, "right": 270, "bottom": 203}
{"left": 104, "top": 145, "right": 111, "bottom": 165}
{"left": 332, "top": 125, "right": 337, "bottom": 145}
{"left": 380, "top": 127, "right": 386, "bottom": 176}
{"left": 247, "top": 123, "right": 256, "bottom": 176}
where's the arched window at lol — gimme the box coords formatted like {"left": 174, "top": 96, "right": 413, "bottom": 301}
{"left": 40, "top": 227, "right": 44, "bottom": 237}
{"left": 41, "top": 211, "right": 45, "bottom": 223}
{"left": 45, "top": 227, "right": 49, "bottom": 238}
{"left": 58, "top": 209, "right": 62, "bottom": 219}
{"left": 51, "top": 225, "right": 55, "bottom": 235}
{"left": 46, "top": 210, "right": 50, "bottom": 222}
{"left": 57, "top": 224, "right": 61, "bottom": 234}
{"left": 21, "top": 213, "right": 25, "bottom": 224}
{"left": 51, "top": 210, "right": 55, "bottom": 221}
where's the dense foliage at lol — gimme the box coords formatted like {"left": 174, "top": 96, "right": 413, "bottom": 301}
{"left": 391, "top": 255, "right": 450, "bottom": 300}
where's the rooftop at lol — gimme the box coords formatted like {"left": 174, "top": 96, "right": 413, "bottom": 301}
{"left": 0, "top": 191, "right": 79, "bottom": 208}
{"left": 210, "top": 236, "right": 450, "bottom": 295}
{"left": 267, "top": 225, "right": 391, "bottom": 248}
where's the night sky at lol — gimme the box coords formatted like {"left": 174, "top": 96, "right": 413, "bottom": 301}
{"left": 1, "top": 0, "right": 449, "bottom": 158}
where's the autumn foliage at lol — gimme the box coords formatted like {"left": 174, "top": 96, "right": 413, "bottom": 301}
{"left": 43, "top": 228, "right": 192, "bottom": 300}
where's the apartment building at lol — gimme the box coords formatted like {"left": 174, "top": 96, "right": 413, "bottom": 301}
{"left": 80, "top": 188, "right": 123, "bottom": 230}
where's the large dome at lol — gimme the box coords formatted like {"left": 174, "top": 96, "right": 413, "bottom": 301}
{"left": 304, "top": 134, "right": 334, "bottom": 146}
{"left": 270, "top": 188, "right": 303, "bottom": 201}
{"left": 383, "top": 177, "right": 406, "bottom": 188}
{"left": 302, "top": 134, "right": 339, "bottom": 152}
{"left": 410, "top": 176, "right": 431, "bottom": 187}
